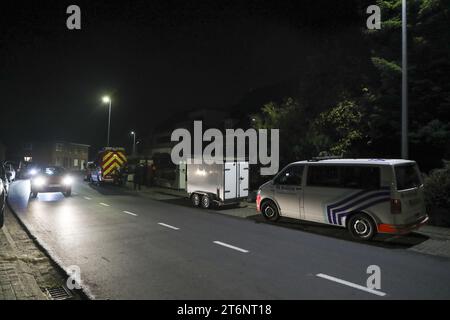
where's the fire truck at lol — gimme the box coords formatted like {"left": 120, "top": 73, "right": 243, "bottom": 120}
{"left": 89, "top": 147, "right": 128, "bottom": 185}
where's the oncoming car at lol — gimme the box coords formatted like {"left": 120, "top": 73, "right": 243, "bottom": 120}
{"left": 30, "top": 166, "right": 73, "bottom": 198}
{"left": 256, "top": 159, "right": 428, "bottom": 241}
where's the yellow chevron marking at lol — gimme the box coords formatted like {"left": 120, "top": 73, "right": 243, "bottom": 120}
{"left": 103, "top": 155, "right": 117, "bottom": 169}
{"left": 102, "top": 152, "right": 113, "bottom": 162}
{"left": 103, "top": 162, "right": 120, "bottom": 176}
{"left": 117, "top": 152, "right": 127, "bottom": 162}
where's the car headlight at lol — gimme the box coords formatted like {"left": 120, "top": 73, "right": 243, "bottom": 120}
{"left": 29, "top": 168, "right": 38, "bottom": 176}
{"left": 33, "top": 176, "right": 46, "bottom": 187}
{"left": 63, "top": 176, "right": 73, "bottom": 185}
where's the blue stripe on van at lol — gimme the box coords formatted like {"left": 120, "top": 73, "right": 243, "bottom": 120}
{"left": 331, "top": 191, "right": 390, "bottom": 224}
{"left": 326, "top": 187, "right": 390, "bottom": 225}
{"left": 336, "top": 197, "right": 391, "bottom": 225}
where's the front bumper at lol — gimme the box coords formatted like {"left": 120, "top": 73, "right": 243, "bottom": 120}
{"left": 31, "top": 185, "right": 70, "bottom": 193}
{"left": 378, "top": 215, "right": 429, "bottom": 234}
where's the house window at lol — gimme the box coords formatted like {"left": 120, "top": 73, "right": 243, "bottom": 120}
{"left": 74, "top": 159, "right": 79, "bottom": 167}
{"left": 56, "top": 143, "right": 64, "bottom": 152}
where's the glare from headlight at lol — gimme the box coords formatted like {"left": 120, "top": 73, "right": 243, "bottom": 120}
{"left": 33, "top": 176, "right": 46, "bottom": 187}
{"left": 63, "top": 176, "right": 73, "bottom": 185}
{"left": 29, "top": 168, "right": 38, "bottom": 176}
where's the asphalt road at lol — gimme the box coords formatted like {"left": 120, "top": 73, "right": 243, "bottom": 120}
{"left": 7, "top": 177, "right": 450, "bottom": 299}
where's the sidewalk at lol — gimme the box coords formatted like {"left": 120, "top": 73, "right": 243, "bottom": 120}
{"left": 0, "top": 207, "right": 80, "bottom": 300}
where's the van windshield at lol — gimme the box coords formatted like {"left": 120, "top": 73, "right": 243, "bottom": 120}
{"left": 395, "top": 163, "right": 422, "bottom": 190}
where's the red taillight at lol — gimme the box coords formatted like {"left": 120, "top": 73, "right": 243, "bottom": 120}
{"left": 256, "top": 193, "right": 261, "bottom": 212}
{"left": 391, "top": 199, "right": 402, "bottom": 214}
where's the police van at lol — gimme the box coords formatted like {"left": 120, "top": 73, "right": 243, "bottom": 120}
{"left": 256, "top": 159, "right": 428, "bottom": 240}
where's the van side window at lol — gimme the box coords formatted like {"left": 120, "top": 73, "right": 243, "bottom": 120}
{"left": 307, "top": 166, "right": 340, "bottom": 187}
{"left": 341, "top": 166, "right": 380, "bottom": 189}
{"left": 307, "top": 165, "right": 380, "bottom": 189}
{"left": 274, "top": 165, "right": 304, "bottom": 186}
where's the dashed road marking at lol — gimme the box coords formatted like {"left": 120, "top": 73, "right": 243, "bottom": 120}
{"left": 158, "top": 223, "right": 179, "bottom": 230}
{"left": 84, "top": 196, "right": 92, "bottom": 200}
{"left": 99, "top": 202, "right": 110, "bottom": 207}
{"left": 213, "top": 241, "right": 249, "bottom": 253}
{"left": 316, "top": 273, "right": 386, "bottom": 297}
{"left": 123, "top": 211, "right": 138, "bottom": 217}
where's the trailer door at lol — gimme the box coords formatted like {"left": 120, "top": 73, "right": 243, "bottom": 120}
{"left": 224, "top": 162, "right": 237, "bottom": 200}
{"left": 238, "top": 162, "right": 249, "bottom": 198}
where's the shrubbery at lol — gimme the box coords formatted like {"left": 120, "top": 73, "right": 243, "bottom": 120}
{"left": 423, "top": 161, "right": 450, "bottom": 227}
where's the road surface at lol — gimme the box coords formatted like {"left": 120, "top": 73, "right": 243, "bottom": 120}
{"left": 7, "top": 177, "right": 450, "bottom": 299}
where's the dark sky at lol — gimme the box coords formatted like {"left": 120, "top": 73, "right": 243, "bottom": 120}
{"left": 0, "top": 0, "right": 365, "bottom": 152}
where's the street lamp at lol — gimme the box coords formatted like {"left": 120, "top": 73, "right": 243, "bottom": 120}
{"left": 102, "top": 96, "right": 112, "bottom": 147}
{"left": 401, "top": 0, "right": 408, "bottom": 159}
{"left": 130, "top": 131, "right": 136, "bottom": 155}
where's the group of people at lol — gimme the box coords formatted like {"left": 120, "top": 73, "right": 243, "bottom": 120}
{"left": 109, "top": 161, "right": 156, "bottom": 190}
{"left": 128, "top": 162, "right": 155, "bottom": 190}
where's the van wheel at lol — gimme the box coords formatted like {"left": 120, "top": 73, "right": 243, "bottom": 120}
{"left": 191, "top": 193, "right": 200, "bottom": 207}
{"left": 200, "top": 195, "right": 211, "bottom": 209}
{"left": 347, "top": 213, "right": 376, "bottom": 241}
{"left": 261, "top": 201, "right": 280, "bottom": 222}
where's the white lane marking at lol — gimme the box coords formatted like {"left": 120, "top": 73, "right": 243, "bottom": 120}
{"left": 213, "top": 241, "right": 249, "bottom": 253}
{"left": 84, "top": 196, "right": 92, "bottom": 200}
{"left": 99, "top": 202, "right": 110, "bottom": 207}
{"left": 316, "top": 273, "right": 386, "bottom": 297}
{"left": 158, "top": 223, "right": 179, "bottom": 230}
{"left": 123, "top": 211, "right": 138, "bottom": 217}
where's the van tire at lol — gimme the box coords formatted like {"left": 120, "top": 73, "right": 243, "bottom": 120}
{"left": 191, "top": 193, "right": 200, "bottom": 207}
{"left": 347, "top": 213, "right": 376, "bottom": 241}
{"left": 261, "top": 201, "right": 280, "bottom": 222}
{"left": 200, "top": 195, "right": 211, "bottom": 209}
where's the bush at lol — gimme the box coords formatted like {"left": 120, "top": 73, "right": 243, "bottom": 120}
{"left": 423, "top": 161, "right": 450, "bottom": 227}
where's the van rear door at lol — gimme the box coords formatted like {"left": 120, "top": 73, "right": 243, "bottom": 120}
{"left": 392, "top": 162, "right": 426, "bottom": 225}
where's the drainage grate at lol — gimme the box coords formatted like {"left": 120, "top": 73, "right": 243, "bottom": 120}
{"left": 45, "top": 286, "right": 73, "bottom": 300}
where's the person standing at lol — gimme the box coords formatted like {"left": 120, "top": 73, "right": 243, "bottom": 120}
{"left": 133, "top": 164, "right": 143, "bottom": 191}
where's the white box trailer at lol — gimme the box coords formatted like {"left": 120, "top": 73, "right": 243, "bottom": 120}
{"left": 187, "top": 161, "right": 249, "bottom": 208}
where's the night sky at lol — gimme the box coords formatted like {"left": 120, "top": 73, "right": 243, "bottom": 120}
{"left": 0, "top": 0, "right": 365, "bottom": 153}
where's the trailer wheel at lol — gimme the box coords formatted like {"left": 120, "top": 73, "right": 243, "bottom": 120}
{"left": 191, "top": 193, "right": 200, "bottom": 207}
{"left": 200, "top": 194, "right": 211, "bottom": 209}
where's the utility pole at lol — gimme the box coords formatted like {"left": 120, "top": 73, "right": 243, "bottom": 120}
{"left": 401, "top": 0, "right": 408, "bottom": 159}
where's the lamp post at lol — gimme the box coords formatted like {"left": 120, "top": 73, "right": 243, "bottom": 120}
{"left": 401, "top": 0, "right": 408, "bottom": 159}
{"left": 102, "top": 96, "right": 112, "bottom": 147}
{"left": 131, "top": 131, "right": 136, "bottom": 155}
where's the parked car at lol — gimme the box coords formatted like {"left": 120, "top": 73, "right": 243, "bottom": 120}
{"left": 256, "top": 158, "right": 428, "bottom": 241}
{"left": 3, "top": 161, "right": 16, "bottom": 182}
{"left": 30, "top": 166, "right": 73, "bottom": 198}
{"left": 84, "top": 161, "right": 97, "bottom": 182}
{"left": 0, "top": 175, "right": 6, "bottom": 228}
{"left": 0, "top": 164, "right": 10, "bottom": 196}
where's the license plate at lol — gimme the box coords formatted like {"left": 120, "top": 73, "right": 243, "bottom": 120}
{"left": 49, "top": 184, "right": 61, "bottom": 188}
